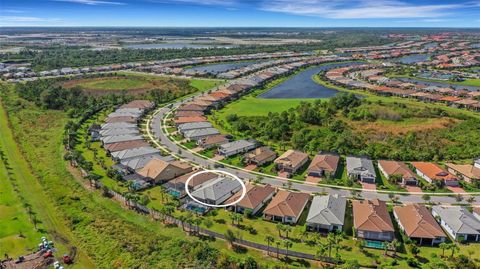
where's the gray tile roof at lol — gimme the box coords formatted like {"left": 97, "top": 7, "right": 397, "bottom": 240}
{"left": 191, "top": 177, "right": 242, "bottom": 203}
{"left": 306, "top": 195, "right": 346, "bottom": 226}
{"left": 178, "top": 122, "right": 213, "bottom": 133}
{"left": 219, "top": 140, "right": 256, "bottom": 154}
{"left": 100, "top": 128, "right": 139, "bottom": 137}
{"left": 111, "top": 146, "right": 160, "bottom": 161}
{"left": 346, "top": 156, "right": 376, "bottom": 177}
{"left": 101, "top": 134, "right": 144, "bottom": 144}
{"left": 432, "top": 206, "right": 480, "bottom": 235}
{"left": 120, "top": 154, "right": 174, "bottom": 171}
{"left": 101, "top": 122, "right": 137, "bottom": 130}
{"left": 183, "top": 128, "right": 220, "bottom": 140}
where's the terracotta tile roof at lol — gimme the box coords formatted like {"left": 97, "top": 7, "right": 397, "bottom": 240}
{"left": 445, "top": 163, "right": 480, "bottom": 180}
{"left": 411, "top": 162, "right": 457, "bottom": 182}
{"left": 174, "top": 116, "right": 208, "bottom": 124}
{"left": 226, "top": 183, "right": 276, "bottom": 209}
{"left": 274, "top": 150, "right": 309, "bottom": 169}
{"left": 104, "top": 140, "right": 150, "bottom": 152}
{"left": 138, "top": 159, "right": 191, "bottom": 179}
{"left": 307, "top": 154, "right": 340, "bottom": 174}
{"left": 120, "top": 100, "right": 154, "bottom": 109}
{"left": 378, "top": 160, "right": 416, "bottom": 179}
{"left": 245, "top": 146, "right": 277, "bottom": 163}
{"left": 198, "top": 134, "right": 229, "bottom": 146}
{"left": 394, "top": 204, "right": 445, "bottom": 239}
{"left": 106, "top": 116, "right": 137, "bottom": 123}
{"left": 263, "top": 190, "right": 310, "bottom": 218}
{"left": 440, "top": 96, "right": 461, "bottom": 102}
{"left": 169, "top": 170, "right": 218, "bottom": 188}
{"left": 175, "top": 111, "right": 204, "bottom": 118}
{"left": 352, "top": 199, "right": 394, "bottom": 233}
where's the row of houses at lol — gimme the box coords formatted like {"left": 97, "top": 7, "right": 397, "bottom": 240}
{"left": 324, "top": 64, "right": 480, "bottom": 112}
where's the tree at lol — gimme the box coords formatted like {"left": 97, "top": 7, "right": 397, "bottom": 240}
{"left": 439, "top": 242, "right": 448, "bottom": 258}
{"left": 389, "top": 239, "right": 400, "bottom": 256}
{"left": 410, "top": 244, "right": 420, "bottom": 257}
{"left": 283, "top": 239, "right": 293, "bottom": 259}
{"left": 276, "top": 223, "right": 285, "bottom": 238}
{"left": 265, "top": 235, "right": 275, "bottom": 256}
{"left": 275, "top": 240, "right": 281, "bottom": 259}
{"left": 327, "top": 232, "right": 336, "bottom": 258}
{"left": 225, "top": 229, "right": 236, "bottom": 249}
{"left": 422, "top": 194, "right": 431, "bottom": 202}
{"left": 284, "top": 225, "right": 292, "bottom": 239}
{"left": 449, "top": 243, "right": 459, "bottom": 258}
{"left": 315, "top": 242, "right": 327, "bottom": 260}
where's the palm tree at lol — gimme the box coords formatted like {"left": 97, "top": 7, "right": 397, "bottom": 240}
{"left": 326, "top": 233, "right": 336, "bottom": 258}
{"left": 284, "top": 225, "right": 292, "bottom": 239}
{"left": 276, "top": 223, "right": 284, "bottom": 238}
{"left": 225, "top": 229, "right": 236, "bottom": 249}
{"left": 299, "top": 226, "right": 309, "bottom": 242}
{"left": 265, "top": 235, "right": 275, "bottom": 256}
{"left": 439, "top": 242, "right": 448, "bottom": 258}
{"left": 315, "top": 243, "right": 327, "bottom": 260}
{"left": 283, "top": 239, "right": 293, "bottom": 259}
{"left": 449, "top": 243, "right": 459, "bottom": 258}
{"left": 388, "top": 239, "right": 400, "bottom": 256}
{"left": 275, "top": 240, "right": 281, "bottom": 259}
{"left": 178, "top": 215, "right": 187, "bottom": 232}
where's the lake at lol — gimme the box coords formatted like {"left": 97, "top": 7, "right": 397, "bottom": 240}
{"left": 123, "top": 43, "right": 234, "bottom": 49}
{"left": 397, "top": 78, "right": 480, "bottom": 92}
{"left": 259, "top": 62, "right": 364, "bottom": 99}
{"left": 185, "top": 61, "right": 261, "bottom": 75}
{"left": 391, "top": 54, "right": 430, "bottom": 64}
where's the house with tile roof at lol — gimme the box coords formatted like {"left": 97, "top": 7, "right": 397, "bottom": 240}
{"left": 226, "top": 183, "right": 276, "bottom": 215}
{"left": 111, "top": 146, "right": 160, "bottom": 162}
{"left": 183, "top": 128, "right": 220, "bottom": 141}
{"left": 475, "top": 158, "right": 480, "bottom": 169}
{"left": 244, "top": 146, "right": 277, "bottom": 166}
{"left": 346, "top": 156, "right": 377, "bottom": 183}
{"left": 432, "top": 206, "right": 480, "bottom": 242}
{"left": 177, "top": 122, "right": 213, "bottom": 134}
{"left": 218, "top": 140, "right": 257, "bottom": 157}
{"left": 411, "top": 162, "right": 459, "bottom": 187}
{"left": 306, "top": 195, "right": 346, "bottom": 232}
{"left": 138, "top": 159, "right": 192, "bottom": 184}
{"left": 393, "top": 204, "right": 446, "bottom": 245}
{"left": 446, "top": 163, "right": 480, "bottom": 184}
{"left": 378, "top": 160, "right": 417, "bottom": 186}
{"left": 352, "top": 199, "right": 395, "bottom": 241}
{"left": 191, "top": 177, "right": 243, "bottom": 205}
{"left": 164, "top": 171, "right": 218, "bottom": 198}
{"left": 274, "top": 150, "right": 309, "bottom": 176}
{"left": 307, "top": 153, "right": 340, "bottom": 178}
{"left": 197, "top": 135, "right": 230, "bottom": 149}
{"left": 263, "top": 190, "right": 310, "bottom": 224}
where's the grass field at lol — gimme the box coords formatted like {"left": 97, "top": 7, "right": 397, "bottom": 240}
{"left": 79, "top": 78, "right": 150, "bottom": 90}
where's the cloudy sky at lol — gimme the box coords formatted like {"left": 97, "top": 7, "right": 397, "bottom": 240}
{"left": 1, "top": 0, "right": 479, "bottom": 27}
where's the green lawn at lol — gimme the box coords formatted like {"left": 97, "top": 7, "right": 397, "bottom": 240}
{"left": 391, "top": 74, "right": 480, "bottom": 87}
{"left": 80, "top": 78, "right": 150, "bottom": 90}
{"left": 189, "top": 79, "right": 226, "bottom": 91}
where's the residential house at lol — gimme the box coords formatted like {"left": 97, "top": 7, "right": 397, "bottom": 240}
{"left": 411, "top": 162, "right": 459, "bottom": 187}
{"left": 190, "top": 177, "right": 243, "bottom": 205}
{"left": 446, "top": 163, "right": 480, "bottom": 184}
{"left": 173, "top": 116, "right": 208, "bottom": 126}
{"left": 393, "top": 204, "right": 446, "bottom": 245}
{"left": 105, "top": 116, "right": 138, "bottom": 124}
{"left": 197, "top": 135, "right": 230, "bottom": 149}
{"left": 101, "top": 122, "right": 137, "bottom": 130}
{"left": 121, "top": 155, "right": 174, "bottom": 172}
{"left": 138, "top": 159, "right": 193, "bottom": 184}
{"left": 120, "top": 100, "right": 155, "bottom": 110}
{"left": 474, "top": 208, "right": 480, "bottom": 221}
{"left": 226, "top": 183, "right": 276, "bottom": 215}
{"left": 111, "top": 146, "right": 160, "bottom": 162}
{"left": 101, "top": 134, "right": 144, "bottom": 145}
{"left": 432, "top": 206, "right": 480, "bottom": 242}
{"left": 177, "top": 122, "right": 213, "bottom": 134}
{"left": 274, "top": 150, "right": 309, "bottom": 176}
{"left": 378, "top": 160, "right": 418, "bottom": 186}
{"left": 164, "top": 171, "right": 218, "bottom": 198}
{"left": 346, "top": 156, "right": 377, "bottom": 183}
{"left": 475, "top": 158, "right": 480, "bottom": 169}
{"left": 183, "top": 128, "right": 220, "bottom": 141}
{"left": 104, "top": 140, "right": 151, "bottom": 154}
{"left": 218, "top": 140, "right": 256, "bottom": 157}
{"left": 306, "top": 195, "right": 346, "bottom": 232}
{"left": 352, "top": 199, "right": 395, "bottom": 241}
{"left": 99, "top": 128, "right": 139, "bottom": 137}
{"left": 244, "top": 147, "right": 277, "bottom": 166}
{"left": 307, "top": 153, "right": 340, "bottom": 178}
{"left": 263, "top": 190, "right": 310, "bottom": 224}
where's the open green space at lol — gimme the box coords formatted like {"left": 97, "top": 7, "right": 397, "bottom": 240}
{"left": 78, "top": 78, "right": 150, "bottom": 90}
{"left": 391, "top": 74, "right": 480, "bottom": 87}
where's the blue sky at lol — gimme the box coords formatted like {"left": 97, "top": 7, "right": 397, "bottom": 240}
{"left": 1, "top": 0, "right": 479, "bottom": 27}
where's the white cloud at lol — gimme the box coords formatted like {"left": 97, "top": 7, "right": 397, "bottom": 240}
{"left": 2, "top": 9, "right": 26, "bottom": 13}
{"left": 52, "top": 0, "right": 125, "bottom": 5}
{"left": 145, "top": 0, "right": 238, "bottom": 6}
{"left": 261, "top": 0, "right": 464, "bottom": 19}
{"left": 0, "top": 16, "right": 63, "bottom": 22}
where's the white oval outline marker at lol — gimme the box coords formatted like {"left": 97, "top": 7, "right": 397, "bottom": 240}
{"left": 185, "top": 169, "right": 247, "bottom": 208}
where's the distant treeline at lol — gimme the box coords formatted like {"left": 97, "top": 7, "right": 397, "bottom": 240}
{"left": 2, "top": 33, "right": 389, "bottom": 70}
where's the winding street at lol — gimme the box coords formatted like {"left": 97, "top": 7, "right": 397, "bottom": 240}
{"left": 144, "top": 89, "right": 480, "bottom": 206}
